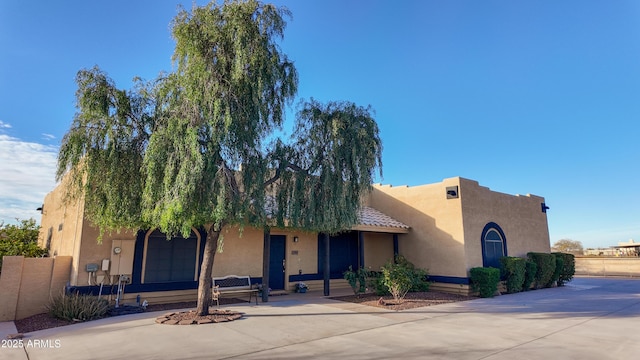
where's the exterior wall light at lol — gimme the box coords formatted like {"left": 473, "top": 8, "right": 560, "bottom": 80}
{"left": 293, "top": 236, "right": 299, "bottom": 243}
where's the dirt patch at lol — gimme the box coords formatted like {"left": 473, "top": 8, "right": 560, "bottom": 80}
{"left": 330, "top": 291, "right": 475, "bottom": 311}
{"left": 156, "top": 309, "right": 243, "bottom": 325}
{"left": 13, "top": 298, "right": 246, "bottom": 334}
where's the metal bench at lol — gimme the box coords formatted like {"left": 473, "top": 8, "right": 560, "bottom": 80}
{"left": 212, "top": 275, "right": 259, "bottom": 307}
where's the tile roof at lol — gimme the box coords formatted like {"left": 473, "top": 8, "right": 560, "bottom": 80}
{"left": 357, "top": 206, "right": 410, "bottom": 230}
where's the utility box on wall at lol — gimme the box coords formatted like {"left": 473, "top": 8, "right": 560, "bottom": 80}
{"left": 110, "top": 240, "right": 135, "bottom": 275}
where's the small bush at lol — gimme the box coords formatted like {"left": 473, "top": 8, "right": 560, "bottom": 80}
{"left": 470, "top": 267, "right": 501, "bottom": 298}
{"left": 343, "top": 266, "right": 369, "bottom": 296}
{"left": 48, "top": 293, "right": 110, "bottom": 322}
{"left": 527, "top": 252, "right": 555, "bottom": 289}
{"left": 380, "top": 255, "right": 429, "bottom": 303}
{"left": 523, "top": 261, "right": 537, "bottom": 290}
{"left": 499, "top": 256, "right": 526, "bottom": 293}
{"left": 395, "top": 255, "right": 430, "bottom": 292}
{"left": 552, "top": 252, "right": 575, "bottom": 286}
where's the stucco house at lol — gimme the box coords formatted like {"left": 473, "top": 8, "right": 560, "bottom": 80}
{"left": 38, "top": 176, "right": 550, "bottom": 303}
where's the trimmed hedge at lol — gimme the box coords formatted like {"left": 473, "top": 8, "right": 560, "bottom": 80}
{"left": 552, "top": 252, "right": 576, "bottom": 286}
{"left": 500, "top": 256, "right": 526, "bottom": 293}
{"left": 527, "top": 252, "right": 556, "bottom": 288}
{"left": 470, "top": 267, "right": 501, "bottom": 298}
{"left": 523, "top": 261, "right": 537, "bottom": 291}
{"left": 547, "top": 255, "right": 564, "bottom": 287}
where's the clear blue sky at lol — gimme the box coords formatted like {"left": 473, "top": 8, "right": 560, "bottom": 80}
{"left": 1, "top": 0, "right": 639, "bottom": 249}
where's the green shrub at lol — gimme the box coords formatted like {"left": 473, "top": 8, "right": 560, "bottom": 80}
{"left": 369, "top": 272, "right": 389, "bottom": 296}
{"left": 343, "top": 266, "right": 369, "bottom": 296}
{"left": 552, "top": 252, "right": 575, "bottom": 286}
{"left": 395, "top": 255, "right": 430, "bottom": 292}
{"left": 499, "top": 256, "right": 526, "bottom": 293}
{"left": 0, "top": 219, "right": 48, "bottom": 271}
{"left": 470, "top": 267, "right": 501, "bottom": 298}
{"left": 527, "top": 252, "right": 555, "bottom": 289}
{"left": 523, "top": 261, "right": 537, "bottom": 290}
{"left": 47, "top": 293, "right": 110, "bottom": 322}
{"left": 547, "top": 254, "right": 564, "bottom": 287}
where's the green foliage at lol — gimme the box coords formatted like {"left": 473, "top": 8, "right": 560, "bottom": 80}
{"left": 47, "top": 293, "right": 110, "bottom": 322}
{"left": 499, "top": 256, "right": 526, "bottom": 293}
{"left": 56, "top": 0, "right": 383, "bottom": 315}
{"left": 470, "top": 267, "right": 501, "bottom": 298}
{"left": 0, "top": 219, "right": 48, "bottom": 271}
{"left": 57, "top": 67, "right": 152, "bottom": 232}
{"left": 343, "top": 266, "right": 369, "bottom": 296}
{"left": 547, "top": 254, "right": 564, "bottom": 287}
{"left": 527, "top": 252, "right": 555, "bottom": 289}
{"left": 273, "top": 99, "right": 382, "bottom": 234}
{"left": 552, "top": 252, "right": 576, "bottom": 286}
{"left": 523, "top": 261, "right": 537, "bottom": 291}
{"left": 380, "top": 256, "right": 429, "bottom": 303}
{"left": 369, "top": 272, "right": 390, "bottom": 296}
{"left": 394, "top": 255, "right": 430, "bottom": 292}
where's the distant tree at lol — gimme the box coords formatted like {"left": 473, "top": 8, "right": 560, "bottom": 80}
{"left": 551, "top": 239, "right": 584, "bottom": 255}
{"left": 57, "top": 0, "right": 382, "bottom": 316}
{"left": 0, "top": 218, "right": 48, "bottom": 271}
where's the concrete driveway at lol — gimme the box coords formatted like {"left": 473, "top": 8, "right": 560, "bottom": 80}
{"left": 2, "top": 277, "right": 639, "bottom": 359}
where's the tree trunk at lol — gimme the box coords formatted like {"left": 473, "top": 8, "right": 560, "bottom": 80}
{"left": 196, "top": 225, "right": 221, "bottom": 316}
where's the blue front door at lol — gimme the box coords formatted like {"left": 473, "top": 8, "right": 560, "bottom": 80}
{"left": 269, "top": 235, "right": 286, "bottom": 290}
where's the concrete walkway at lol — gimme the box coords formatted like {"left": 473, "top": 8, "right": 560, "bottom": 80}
{"left": 1, "top": 277, "right": 639, "bottom": 359}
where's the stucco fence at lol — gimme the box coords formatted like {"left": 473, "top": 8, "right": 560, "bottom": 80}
{"left": 0, "top": 255, "right": 71, "bottom": 321}
{"left": 575, "top": 257, "right": 640, "bottom": 278}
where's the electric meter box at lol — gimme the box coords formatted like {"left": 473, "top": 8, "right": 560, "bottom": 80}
{"left": 86, "top": 263, "right": 99, "bottom": 272}
{"left": 110, "top": 240, "right": 135, "bottom": 275}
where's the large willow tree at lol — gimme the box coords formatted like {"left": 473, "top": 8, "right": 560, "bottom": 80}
{"left": 57, "top": 0, "right": 381, "bottom": 316}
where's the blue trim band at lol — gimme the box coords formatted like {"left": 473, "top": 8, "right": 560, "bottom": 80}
{"left": 429, "top": 275, "right": 470, "bottom": 285}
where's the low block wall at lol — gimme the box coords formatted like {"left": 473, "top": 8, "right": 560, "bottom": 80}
{"left": 0, "top": 255, "right": 72, "bottom": 321}
{"left": 575, "top": 257, "right": 640, "bottom": 277}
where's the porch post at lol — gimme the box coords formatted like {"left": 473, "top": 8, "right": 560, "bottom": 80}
{"left": 393, "top": 233, "right": 399, "bottom": 260}
{"left": 358, "top": 231, "right": 365, "bottom": 268}
{"left": 262, "top": 227, "right": 271, "bottom": 303}
{"left": 323, "top": 233, "right": 330, "bottom": 296}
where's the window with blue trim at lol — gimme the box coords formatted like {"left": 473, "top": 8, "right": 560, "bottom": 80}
{"left": 144, "top": 230, "right": 199, "bottom": 283}
{"left": 481, "top": 223, "right": 507, "bottom": 268}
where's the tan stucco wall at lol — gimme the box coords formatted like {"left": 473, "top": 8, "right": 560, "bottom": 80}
{"left": 363, "top": 232, "right": 395, "bottom": 270}
{"left": 575, "top": 257, "right": 640, "bottom": 277}
{"left": 280, "top": 230, "right": 318, "bottom": 277}
{"left": 213, "top": 226, "right": 264, "bottom": 277}
{"left": 0, "top": 256, "right": 24, "bottom": 321}
{"left": 459, "top": 178, "right": 550, "bottom": 271}
{"left": 368, "top": 177, "right": 550, "bottom": 278}
{"left": 212, "top": 226, "right": 319, "bottom": 290}
{"left": 75, "top": 223, "right": 137, "bottom": 286}
{"left": 0, "top": 256, "right": 72, "bottom": 321}
{"left": 368, "top": 178, "right": 467, "bottom": 277}
{"left": 38, "top": 181, "right": 85, "bottom": 285}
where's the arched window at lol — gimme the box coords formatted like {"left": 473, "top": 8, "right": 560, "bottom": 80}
{"left": 481, "top": 223, "right": 507, "bottom": 268}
